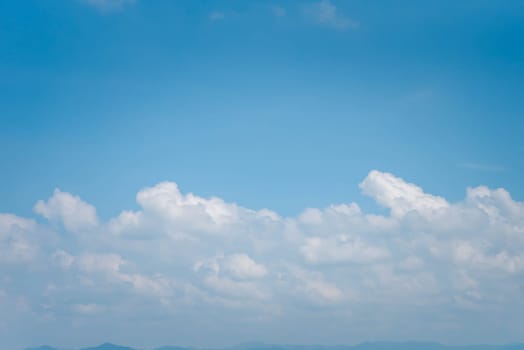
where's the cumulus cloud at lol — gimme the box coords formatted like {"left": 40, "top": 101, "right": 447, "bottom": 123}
{"left": 108, "top": 181, "right": 279, "bottom": 240}
{"left": 221, "top": 254, "right": 268, "bottom": 280}
{"left": 0, "top": 214, "right": 38, "bottom": 263}
{"left": 136, "top": 181, "right": 240, "bottom": 227}
{"left": 194, "top": 254, "right": 269, "bottom": 301}
{"left": 286, "top": 266, "right": 344, "bottom": 303}
{"left": 194, "top": 253, "right": 267, "bottom": 280}
{"left": 34, "top": 189, "right": 98, "bottom": 232}
{"left": 360, "top": 170, "right": 449, "bottom": 218}
{"left": 301, "top": 236, "right": 390, "bottom": 264}
{"left": 2, "top": 170, "right": 524, "bottom": 346}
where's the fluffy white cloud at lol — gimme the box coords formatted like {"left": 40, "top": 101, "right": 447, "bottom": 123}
{"left": 452, "top": 240, "right": 524, "bottom": 273}
{"left": 359, "top": 170, "right": 449, "bottom": 218}
{"left": 34, "top": 189, "right": 98, "bottom": 232}
{"left": 136, "top": 181, "right": 240, "bottom": 227}
{"left": 2, "top": 170, "right": 524, "bottom": 347}
{"left": 301, "top": 236, "right": 390, "bottom": 264}
{"left": 286, "top": 266, "right": 345, "bottom": 303}
{"left": 194, "top": 254, "right": 269, "bottom": 301}
{"left": 0, "top": 214, "right": 37, "bottom": 263}
{"left": 75, "top": 252, "right": 123, "bottom": 275}
{"left": 221, "top": 254, "right": 268, "bottom": 280}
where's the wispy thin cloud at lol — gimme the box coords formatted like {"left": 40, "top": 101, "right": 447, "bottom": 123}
{"left": 270, "top": 5, "right": 287, "bottom": 18}
{"left": 458, "top": 162, "right": 508, "bottom": 172}
{"left": 209, "top": 11, "right": 226, "bottom": 21}
{"left": 303, "top": 0, "right": 357, "bottom": 30}
{"left": 82, "top": 0, "right": 135, "bottom": 11}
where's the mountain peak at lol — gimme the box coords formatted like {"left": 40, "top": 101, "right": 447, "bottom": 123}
{"left": 80, "top": 343, "right": 135, "bottom": 350}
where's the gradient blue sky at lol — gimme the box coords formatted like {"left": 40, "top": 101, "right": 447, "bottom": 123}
{"left": 1, "top": 1, "right": 524, "bottom": 349}
{"left": 2, "top": 0, "right": 523, "bottom": 219}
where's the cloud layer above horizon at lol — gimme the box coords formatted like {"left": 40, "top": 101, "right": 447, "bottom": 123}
{"left": 2, "top": 170, "right": 524, "bottom": 347}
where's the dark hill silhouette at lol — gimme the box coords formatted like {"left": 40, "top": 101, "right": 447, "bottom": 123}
{"left": 155, "top": 347, "right": 193, "bottom": 350}
{"left": 24, "top": 341, "right": 524, "bottom": 350}
{"left": 25, "top": 346, "right": 59, "bottom": 350}
{"left": 80, "top": 343, "right": 136, "bottom": 350}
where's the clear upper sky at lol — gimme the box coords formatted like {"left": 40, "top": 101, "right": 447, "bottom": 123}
{"left": 1, "top": 1, "right": 524, "bottom": 349}
{"left": 2, "top": 0, "right": 523, "bottom": 218}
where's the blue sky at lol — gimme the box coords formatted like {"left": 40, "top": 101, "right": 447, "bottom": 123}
{"left": 2, "top": 0, "right": 523, "bottom": 219}
{"left": 1, "top": 0, "right": 524, "bottom": 349}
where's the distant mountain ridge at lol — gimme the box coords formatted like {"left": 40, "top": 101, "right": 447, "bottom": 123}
{"left": 24, "top": 341, "right": 524, "bottom": 350}
{"left": 25, "top": 346, "right": 60, "bottom": 350}
{"left": 81, "top": 342, "right": 137, "bottom": 350}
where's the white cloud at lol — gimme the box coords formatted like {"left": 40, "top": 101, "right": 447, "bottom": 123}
{"left": 34, "top": 189, "right": 98, "bottom": 232}
{"left": 76, "top": 252, "right": 123, "bottom": 275}
{"left": 301, "top": 236, "right": 390, "bottom": 264}
{"left": 52, "top": 249, "right": 75, "bottom": 269}
{"left": 136, "top": 181, "right": 240, "bottom": 228}
{"left": 288, "top": 267, "right": 344, "bottom": 303}
{"left": 466, "top": 186, "right": 524, "bottom": 226}
{"left": 4, "top": 170, "right": 524, "bottom": 346}
{"left": 0, "top": 213, "right": 35, "bottom": 233}
{"left": 452, "top": 241, "right": 524, "bottom": 274}
{"left": 359, "top": 170, "right": 449, "bottom": 218}
{"left": 222, "top": 254, "right": 268, "bottom": 280}
{"left": 194, "top": 254, "right": 269, "bottom": 300}
{"left": 303, "top": 0, "right": 357, "bottom": 30}
{"left": 0, "top": 214, "right": 38, "bottom": 264}
{"left": 107, "top": 181, "right": 279, "bottom": 241}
